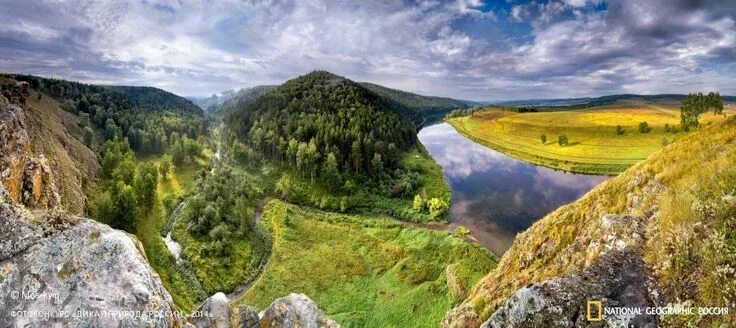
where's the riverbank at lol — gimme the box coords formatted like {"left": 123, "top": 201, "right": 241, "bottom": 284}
{"left": 446, "top": 106, "right": 731, "bottom": 175}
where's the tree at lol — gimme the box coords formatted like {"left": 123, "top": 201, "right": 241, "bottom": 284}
{"left": 540, "top": 134, "right": 546, "bottom": 144}
{"left": 159, "top": 155, "right": 172, "bottom": 179}
{"left": 83, "top": 126, "right": 94, "bottom": 147}
{"left": 664, "top": 123, "right": 670, "bottom": 133}
{"left": 638, "top": 121, "right": 650, "bottom": 133}
{"left": 371, "top": 153, "right": 383, "bottom": 173}
{"left": 558, "top": 135, "right": 569, "bottom": 147}
{"left": 171, "top": 140, "right": 186, "bottom": 167}
{"left": 616, "top": 125, "right": 624, "bottom": 136}
{"left": 681, "top": 92, "right": 724, "bottom": 129}
{"left": 412, "top": 194, "right": 425, "bottom": 212}
{"left": 427, "top": 198, "right": 449, "bottom": 219}
{"left": 134, "top": 162, "right": 158, "bottom": 209}
{"left": 306, "top": 138, "right": 320, "bottom": 182}
{"left": 322, "top": 152, "right": 341, "bottom": 191}
{"left": 296, "top": 142, "right": 308, "bottom": 178}
{"left": 112, "top": 154, "right": 136, "bottom": 186}
{"left": 110, "top": 181, "right": 137, "bottom": 233}
{"left": 104, "top": 118, "right": 121, "bottom": 140}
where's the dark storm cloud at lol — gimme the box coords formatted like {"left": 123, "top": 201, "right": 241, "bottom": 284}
{"left": 0, "top": 0, "right": 734, "bottom": 99}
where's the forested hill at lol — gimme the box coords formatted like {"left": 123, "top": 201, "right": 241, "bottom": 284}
{"left": 2, "top": 73, "right": 206, "bottom": 154}
{"left": 202, "top": 85, "right": 277, "bottom": 118}
{"left": 3, "top": 74, "right": 203, "bottom": 116}
{"left": 360, "top": 82, "right": 476, "bottom": 117}
{"left": 109, "top": 85, "right": 202, "bottom": 115}
{"left": 226, "top": 71, "right": 417, "bottom": 174}
{"left": 360, "top": 82, "right": 476, "bottom": 127}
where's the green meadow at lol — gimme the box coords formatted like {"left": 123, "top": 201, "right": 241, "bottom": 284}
{"left": 447, "top": 105, "right": 732, "bottom": 174}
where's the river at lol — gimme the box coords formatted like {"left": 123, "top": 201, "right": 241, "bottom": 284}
{"left": 417, "top": 123, "right": 608, "bottom": 256}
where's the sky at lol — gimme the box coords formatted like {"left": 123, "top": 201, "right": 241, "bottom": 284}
{"left": 0, "top": 0, "right": 735, "bottom": 101}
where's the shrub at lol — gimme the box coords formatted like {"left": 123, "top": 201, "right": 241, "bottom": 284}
{"left": 540, "top": 134, "right": 547, "bottom": 144}
{"left": 639, "top": 121, "right": 651, "bottom": 133}
{"left": 455, "top": 225, "right": 470, "bottom": 237}
{"left": 427, "top": 198, "right": 449, "bottom": 219}
{"left": 413, "top": 194, "right": 425, "bottom": 212}
{"left": 616, "top": 125, "right": 624, "bottom": 135}
{"left": 558, "top": 135, "right": 569, "bottom": 146}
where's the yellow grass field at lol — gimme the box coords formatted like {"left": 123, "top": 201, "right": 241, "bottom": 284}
{"left": 447, "top": 104, "right": 732, "bottom": 175}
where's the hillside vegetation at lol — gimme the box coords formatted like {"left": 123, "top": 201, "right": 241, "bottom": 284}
{"left": 448, "top": 105, "right": 732, "bottom": 174}
{"left": 225, "top": 71, "right": 451, "bottom": 222}
{"left": 360, "top": 82, "right": 474, "bottom": 126}
{"left": 444, "top": 115, "right": 736, "bottom": 327}
{"left": 239, "top": 200, "right": 496, "bottom": 328}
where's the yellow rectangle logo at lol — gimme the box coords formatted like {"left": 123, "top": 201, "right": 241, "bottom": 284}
{"left": 587, "top": 300, "right": 602, "bottom": 321}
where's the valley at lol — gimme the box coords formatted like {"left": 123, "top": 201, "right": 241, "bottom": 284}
{"left": 1, "top": 71, "right": 734, "bottom": 328}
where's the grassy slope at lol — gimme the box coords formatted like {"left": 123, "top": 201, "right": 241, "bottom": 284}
{"left": 20, "top": 87, "right": 100, "bottom": 215}
{"left": 448, "top": 105, "right": 731, "bottom": 174}
{"left": 446, "top": 115, "right": 736, "bottom": 327}
{"left": 239, "top": 200, "right": 496, "bottom": 328}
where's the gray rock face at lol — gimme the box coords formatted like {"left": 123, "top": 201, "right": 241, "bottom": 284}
{"left": 187, "top": 293, "right": 338, "bottom": 328}
{"left": 482, "top": 248, "right": 659, "bottom": 328}
{"left": 260, "top": 293, "right": 339, "bottom": 328}
{"left": 189, "top": 292, "right": 232, "bottom": 328}
{"left": 0, "top": 201, "right": 185, "bottom": 327}
{"left": 235, "top": 305, "right": 259, "bottom": 328}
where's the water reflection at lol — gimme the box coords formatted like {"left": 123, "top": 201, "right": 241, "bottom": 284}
{"left": 418, "top": 123, "right": 608, "bottom": 255}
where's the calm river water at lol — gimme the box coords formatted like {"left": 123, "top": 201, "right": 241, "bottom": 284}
{"left": 418, "top": 123, "right": 608, "bottom": 256}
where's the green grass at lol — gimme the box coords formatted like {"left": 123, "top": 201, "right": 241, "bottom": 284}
{"left": 448, "top": 105, "right": 732, "bottom": 174}
{"left": 238, "top": 200, "right": 495, "bottom": 328}
{"left": 133, "top": 156, "right": 208, "bottom": 312}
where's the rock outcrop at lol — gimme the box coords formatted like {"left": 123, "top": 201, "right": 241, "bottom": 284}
{"left": 188, "top": 292, "right": 339, "bottom": 328}
{"left": 260, "top": 293, "right": 339, "bottom": 328}
{"left": 482, "top": 248, "right": 659, "bottom": 328}
{"left": 0, "top": 82, "right": 59, "bottom": 210}
{"left": 0, "top": 199, "right": 186, "bottom": 327}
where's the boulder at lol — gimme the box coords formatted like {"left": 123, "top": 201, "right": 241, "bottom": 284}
{"left": 0, "top": 201, "right": 186, "bottom": 327}
{"left": 481, "top": 248, "right": 659, "bottom": 328}
{"left": 260, "top": 293, "right": 339, "bottom": 328}
{"left": 235, "top": 305, "right": 259, "bottom": 328}
{"left": 189, "top": 292, "right": 232, "bottom": 328}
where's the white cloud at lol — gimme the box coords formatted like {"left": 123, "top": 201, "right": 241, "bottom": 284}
{"left": 0, "top": 0, "right": 734, "bottom": 100}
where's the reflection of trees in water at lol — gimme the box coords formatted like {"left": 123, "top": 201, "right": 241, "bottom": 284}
{"left": 419, "top": 123, "right": 608, "bottom": 253}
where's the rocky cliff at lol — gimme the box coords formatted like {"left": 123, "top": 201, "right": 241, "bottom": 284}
{"left": 0, "top": 191, "right": 186, "bottom": 327}
{"left": 0, "top": 82, "right": 59, "bottom": 210}
{"left": 444, "top": 117, "right": 736, "bottom": 327}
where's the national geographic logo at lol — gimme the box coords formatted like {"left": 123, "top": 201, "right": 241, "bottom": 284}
{"left": 586, "top": 300, "right": 603, "bottom": 321}
{"left": 585, "top": 299, "right": 730, "bottom": 323}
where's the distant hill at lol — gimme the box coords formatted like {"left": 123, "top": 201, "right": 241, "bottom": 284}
{"left": 198, "top": 86, "right": 277, "bottom": 118}
{"left": 494, "top": 93, "right": 736, "bottom": 110}
{"left": 360, "top": 82, "right": 477, "bottom": 125}
{"left": 207, "top": 79, "right": 474, "bottom": 126}
{"left": 109, "top": 85, "right": 202, "bottom": 115}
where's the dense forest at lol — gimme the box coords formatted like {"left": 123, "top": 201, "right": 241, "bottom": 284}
{"left": 227, "top": 71, "right": 417, "bottom": 180}
{"left": 3, "top": 74, "right": 206, "bottom": 154}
